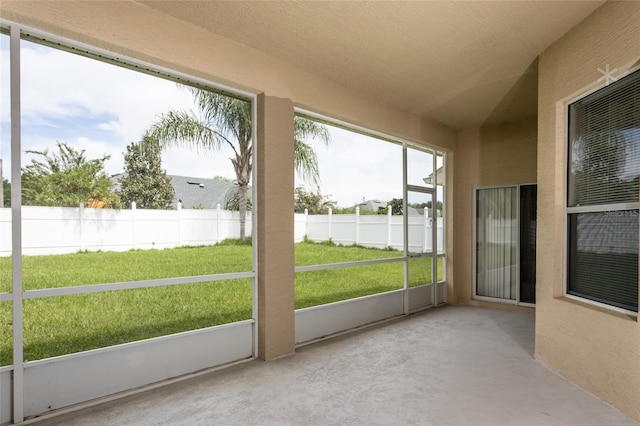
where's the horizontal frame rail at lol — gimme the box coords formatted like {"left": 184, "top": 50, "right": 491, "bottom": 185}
{"left": 0, "top": 271, "right": 255, "bottom": 301}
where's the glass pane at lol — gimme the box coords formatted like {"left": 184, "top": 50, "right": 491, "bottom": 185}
{"left": 407, "top": 190, "right": 436, "bottom": 288}
{"left": 295, "top": 242, "right": 400, "bottom": 268}
{"left": 19, "top": 245, "right": 251, "bottom": 291}
{"left": 407, "top": 146, "right": 434, "bottom": 188}
{"left": 408, "top": 256, "right": 433, "bottom": 287}
{"left": 437, "top": 256, "right": 446, "bottom": 283}
{"left": 520, "top": 185, "right": 537, "bottom": 304}
{"left": 18, "top": 38, "right": 253, "bottom": 290}
{"left": 295, "top": 262, "right": 403, "bottom": 309}
{"left": 568, "top": 211, "right": 638, "bottom": 312}
{"left": 407, "top": 191, "right": 434, "bottom": 255}
{"left": 568, "top": 69, "right": 640, "bottom": 207}
{"left": 22, "top": 279, "right": 252, "bottom": 361}
{"left": 294, "top": 121, "right": 403, "bottom": 261}
{"left": 476, "top": 187, "right": 517, "bottom": 300}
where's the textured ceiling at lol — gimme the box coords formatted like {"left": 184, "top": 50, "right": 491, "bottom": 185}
{"left": 139, "top": 1, "right": 604, "bottom": 129}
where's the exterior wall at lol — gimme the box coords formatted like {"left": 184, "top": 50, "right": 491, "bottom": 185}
{"left": 536, "top": 1, "right": 640, "bottom": 421}
{"left": 453, "top": 119, "right": 537, "bottom": 309}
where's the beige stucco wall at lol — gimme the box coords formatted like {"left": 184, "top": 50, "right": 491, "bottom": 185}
{"left": 536, "top": 1, "right": 640, "bottom": 421}
{"left": 452, "top": 119, "right": 537, "bottom": 308}
{"left": 257, "top": 95, "right": 296, "bottom": 360}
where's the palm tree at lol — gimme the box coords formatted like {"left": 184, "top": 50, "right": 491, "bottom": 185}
{"left": 145, "top": 87, "right": 329, "bottom": 240}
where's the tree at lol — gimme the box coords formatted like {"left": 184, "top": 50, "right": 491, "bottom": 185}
{"left": 145, "top": 87, "right": 329, "bottom": 240}
{"left": 294, "top": 186, "right": 336, "bottom": 214}
{"left": 21, "top": 141, "right": 120, "bottom": 208}
{"left": 378, "top": 198, "right": 403, "bottom": 215}
{"left": 119, "top": 138, "right": 175, "bottom": 209}
{"left": 224, "top": 186, "right": 252, "bottom": 211}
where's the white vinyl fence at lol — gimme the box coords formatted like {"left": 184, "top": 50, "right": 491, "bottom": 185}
{"left": 300, "top": 207, "right": 444, "bottom": 253}
{"left": 0, "top": 203, "right": 250, "bottom": 256}
{"left": 1, "top": 205, "right": 444, "bottom": 256}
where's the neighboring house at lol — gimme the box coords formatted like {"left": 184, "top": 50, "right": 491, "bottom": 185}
{"left": 355, "top": 199, "right": 386, "bottom": 213}
{"left": 168, "top": 175, "right": 246, "bottom": 210}
{"left": 356, "top": 200, "right": 421, "bottom": 215}
{"left": 112, "top": 174, "right": 246, "bottom": 209}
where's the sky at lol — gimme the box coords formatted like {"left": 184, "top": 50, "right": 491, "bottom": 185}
{"left": 0, "top": 36, "right": 443, "bottom": 208}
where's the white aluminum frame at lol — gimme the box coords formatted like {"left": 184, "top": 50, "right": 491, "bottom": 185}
{"left": 0, "top": 21, "right": 259, "bottom": 424}
{"left": 293, "top": 109, "right": 448, "bottom": 340}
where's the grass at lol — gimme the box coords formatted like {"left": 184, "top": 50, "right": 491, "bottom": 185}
{"left": 0, "top": 241, "right": 442, "bottom": 365}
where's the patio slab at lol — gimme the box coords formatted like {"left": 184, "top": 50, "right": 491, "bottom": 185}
{"left": 28, "top": 305, "right": 638, "bottom": 426}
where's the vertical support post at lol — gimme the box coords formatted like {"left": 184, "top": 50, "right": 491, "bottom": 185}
{"left": 402, "top": 145, "right": 409, "bottom": 314}
{"left": 355, "top": 206, "right": 360, "bottom": 245}
{"left": 328, "top": 207, "right": 332, "bottom": 242}
{"left": 216, "top": 203, "right": 221, "bottom": 244}
{"left": 304, "top": 208, "right": 308, "bottom": 242}
{"left": 10, "top": 24, "right": 25, "bottom": 424}
{"left": 131, "top": 201, "right": 137, "bottom": 250}
{"left": 79, "top": 202, "right": 86, "bottom": 251}
{"left": 423, "top": 206, "right": 429, "bottom": 252}
{"left": 256, "top": 94, "right": 295, "bottom": 360}
{"left": 176, "top": 201, "right": 182, "bottom": 247}
{"left": 0, "top": 159, "right": 3, "bottom": 208}
{"left": 387, "top": 205, "right": 392, "bottom": 247}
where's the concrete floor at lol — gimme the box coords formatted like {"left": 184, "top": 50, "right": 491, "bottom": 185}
{"left": 31, "top": 305, "right": 638, "bottom": 426}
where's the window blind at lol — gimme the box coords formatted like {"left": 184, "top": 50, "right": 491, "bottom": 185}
{"left": 568, "top": 70, "right": 640, "bottom": 207}
{"left": 566, "top": 68, "right": 640, "bottom": 313}
{"left": 567, "top": 211, "right": 639, "bottom": 312}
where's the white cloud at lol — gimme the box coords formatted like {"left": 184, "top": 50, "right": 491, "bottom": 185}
{"left": 300, "top": 126, "right": 404, "bottom": 207}
{"left": 1, "top": 38, "right": 232, "bottom": 181}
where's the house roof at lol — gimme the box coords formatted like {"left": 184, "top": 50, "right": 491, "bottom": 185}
{"left": 139, "top": 1, "right": 605, "bottom": 129}
{"left": 169, "top": 175, "right": 242, "bottom": 209}
{"left": 112, "top": 174, "right": 243, "bottom": 209}
{"left": 357, "top": 200, "right": 387, "bottom": 212}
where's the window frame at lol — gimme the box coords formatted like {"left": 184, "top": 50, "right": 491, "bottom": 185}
{"left": 0, "top": 20, "right": 260, "bottom": 356}
{"left": 564, "top": 67, "right": 640, "bottom": 316}
{"left": 292, "top": 108, "right": 447, "bottom": 312}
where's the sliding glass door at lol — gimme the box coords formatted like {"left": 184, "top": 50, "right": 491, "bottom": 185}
{"left": 474, "top": 185, "right": 536, "bottom": 306}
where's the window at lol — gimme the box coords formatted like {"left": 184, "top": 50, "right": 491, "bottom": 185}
{"left": 566, "top": 69, "right": 640, "bottom": 313}
{"left": 1, "top": 30, "right": 255, "bottom": 365}
{"left": 293, "top": 121, "right": 405, "bottom": 308}
{"left": 293, "top": 116, "right": 446, "bottom": 309}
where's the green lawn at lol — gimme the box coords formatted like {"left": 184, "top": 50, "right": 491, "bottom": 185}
{"left": 0, "top": 242, "right": 442, "bottom": 365}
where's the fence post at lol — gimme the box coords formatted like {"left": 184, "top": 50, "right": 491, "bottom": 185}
{"left": 216, "top": 203, "right": 221, "bottom": 244}
{"left": 423, "top": 206, "right": 429, "bottom": 252}
{"left": 79, "top": 202, "right": 85, "bottom": 251}
{"left": 304, "top": 208, "right": 308, "bottom": 242}
{"left": 387, "top": 205, "right": 392, "bottom": 247}
{"left": 131, "top": 201, "right": 137, "bottom": 250}
{"left": 328, "top": 207, "right": 333, "bottom": 241}
{"left": 0, "top": 159, "right": 3, "bottom": 208}
{"left": 177, "top": 202, "right": 182, "bottom": 247}
{"left": 355, "top": 206, "right": 360, "bottom": 245}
